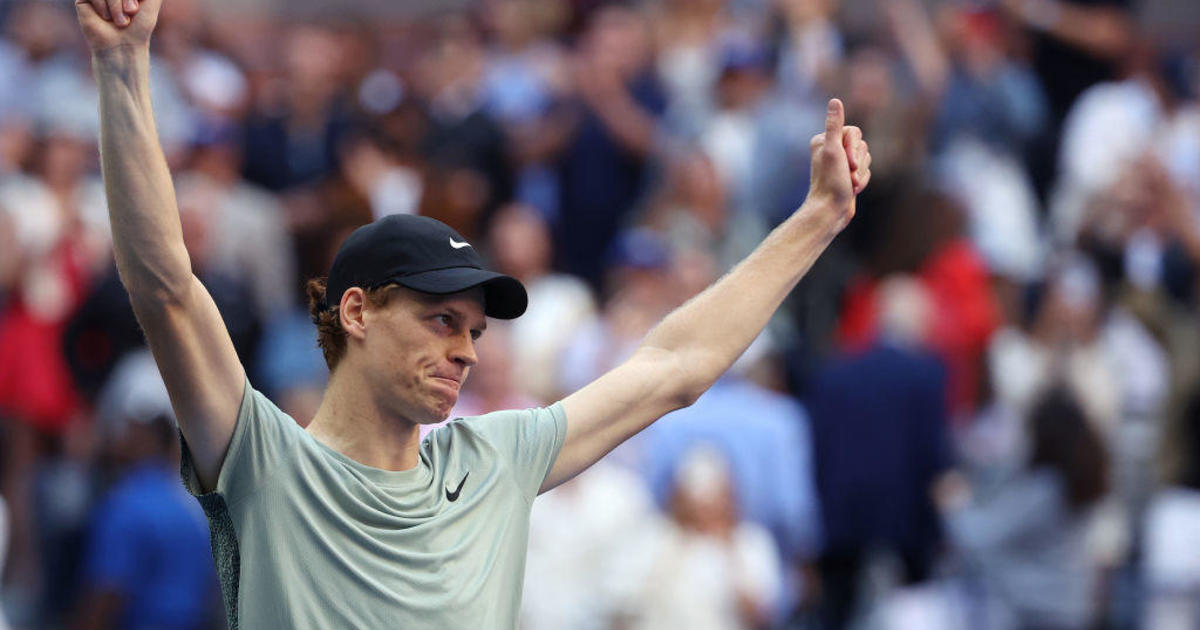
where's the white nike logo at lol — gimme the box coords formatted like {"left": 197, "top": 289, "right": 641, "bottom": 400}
{"left": 449, "top": 237, "right": 472, "bottom": 250}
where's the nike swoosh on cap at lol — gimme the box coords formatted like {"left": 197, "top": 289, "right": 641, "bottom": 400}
{"left": 449, "top": 237, "right": 471, "bottom": 249}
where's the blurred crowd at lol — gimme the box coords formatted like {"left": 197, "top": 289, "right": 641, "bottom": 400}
{"left": 0, "top": 0, "right": 1198, "bottom": 628}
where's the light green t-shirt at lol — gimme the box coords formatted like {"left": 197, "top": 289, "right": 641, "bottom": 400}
{"left": 181, "top": 379, "right": 568, "bottom": 629}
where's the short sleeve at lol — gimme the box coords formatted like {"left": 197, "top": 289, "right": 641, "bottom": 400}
{"left": 180, "top": 375, "right": 301, "bottom": 505}
{"left": 462, "top": 403, "right": 568, "bottom": 502}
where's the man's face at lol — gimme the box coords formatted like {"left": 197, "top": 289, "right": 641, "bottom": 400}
{"left": 359, "top": 286, "right": 487, "bottom": 425}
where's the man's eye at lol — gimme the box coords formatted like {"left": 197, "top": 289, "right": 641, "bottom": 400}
{"left": 471, "top": 330, "right": 482, "bottom": 341}
{"left": 435, "top": 314, "right": 452, "bottom": 327}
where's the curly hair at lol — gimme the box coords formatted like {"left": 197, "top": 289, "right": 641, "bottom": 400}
{"left": 305, "top": 278, "right": 402, "bottom": 371}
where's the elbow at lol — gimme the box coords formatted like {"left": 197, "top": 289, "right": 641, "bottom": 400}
{"left": 665, "top": 356, "right": 712, "bottom": 411}
{"left": 113, "top": 244, "right": 195, "bottom": 306}
{"left": 672, "top": 382, "right": 706, "bottom": 410}
{"left": 634, "top": 346, "right": 714, "bottom": 412}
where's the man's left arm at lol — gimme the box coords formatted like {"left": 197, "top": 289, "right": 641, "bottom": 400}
{"left": 544, "top": 99, "right": 871, "bottom": 492}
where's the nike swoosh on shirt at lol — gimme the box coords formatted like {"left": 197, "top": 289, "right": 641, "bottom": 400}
{"left": 446, "top": 472, "right": 469, "bottom": 502}
{"left": 449, "top": 237, "right": 472, "bottom": 249}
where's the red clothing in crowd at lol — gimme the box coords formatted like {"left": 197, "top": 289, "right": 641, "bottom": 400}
{"left": 837, "top": 239, "right": 998, "bottom": 420}
{"left": 0, "top": 240, "right": 89, "bottom": 433}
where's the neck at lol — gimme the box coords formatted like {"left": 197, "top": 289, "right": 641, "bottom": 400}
{"left": 307, "top": 366, "right": 423, "bottom": 472}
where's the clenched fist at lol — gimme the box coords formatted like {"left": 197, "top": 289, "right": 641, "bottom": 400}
{"left": 75, "top": 0, "right": 161, "bottom": 54}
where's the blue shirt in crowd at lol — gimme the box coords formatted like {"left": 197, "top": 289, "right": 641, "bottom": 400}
{"left": 642, "top": 376, "right": 823, "bottom": 560}
{"left": 84, "top": 461, "right": 216, "bottom": 630}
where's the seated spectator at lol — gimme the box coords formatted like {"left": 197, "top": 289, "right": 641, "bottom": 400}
{"left": 935, "top": 385, "right": 1110, "bottom": 630}
{"left": 76, "top": 352, "right": 218, "bottom": 630}
{"left": 629, "top": 445, "right": 782, "bottom": 630}
{"left": 640, "top": 363, "right": 822, "bottom": 619}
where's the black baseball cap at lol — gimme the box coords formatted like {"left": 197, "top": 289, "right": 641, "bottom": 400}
{"left": 324, "top": 214, "right": 528, "bottom": 319}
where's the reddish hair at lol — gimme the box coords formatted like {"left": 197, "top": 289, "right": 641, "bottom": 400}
{"left": 305, "top": 278, "right": 402, "bottom": 371}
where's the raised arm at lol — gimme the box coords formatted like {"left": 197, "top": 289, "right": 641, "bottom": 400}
{"left": 77, "top": 0, "right": 244, "bottom": 491}
{"left": 545, "top": 99, "right": 870, "bottom": 491}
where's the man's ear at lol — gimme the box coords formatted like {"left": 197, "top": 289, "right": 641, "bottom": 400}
{"left": 340, "top": 287, "right": 368, "bottom": 341}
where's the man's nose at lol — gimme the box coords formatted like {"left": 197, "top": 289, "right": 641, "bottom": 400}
{"left": 450, "top": 331, "right": 478, "bottom": 367}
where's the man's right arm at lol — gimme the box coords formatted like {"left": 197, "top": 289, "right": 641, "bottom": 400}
{"left": 79, "top": 0, "right": 243, "bottom": 491}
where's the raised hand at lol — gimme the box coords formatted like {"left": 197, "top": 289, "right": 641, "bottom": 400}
{"left": 807, "top": 98, "right": 872, "bottom": 231}
{"left": 75, "top": 0, "right": 160, "bottom": 53}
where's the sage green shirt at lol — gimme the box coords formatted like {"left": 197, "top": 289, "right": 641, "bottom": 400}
{"left": 181, "top": 379, "right": 568, "bottom": 629}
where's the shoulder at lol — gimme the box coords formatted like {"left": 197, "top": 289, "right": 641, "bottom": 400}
{"left": 225, "top": 380, "right": 306, "bottom": 454}
{"left": 436, "top": 403, "right": 567, "bottom": 442}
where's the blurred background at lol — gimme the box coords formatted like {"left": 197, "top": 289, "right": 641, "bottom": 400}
{"left": 0, "top": 0, "right": 1199, "bottom": 628}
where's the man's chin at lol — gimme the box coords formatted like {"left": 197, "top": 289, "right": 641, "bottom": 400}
{"left": 418, "top": 396, "right": 457, "bottom": 424}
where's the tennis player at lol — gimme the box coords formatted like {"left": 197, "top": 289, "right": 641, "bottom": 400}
{"left": 76, "top": 0, "right": 870, "bottom": 627}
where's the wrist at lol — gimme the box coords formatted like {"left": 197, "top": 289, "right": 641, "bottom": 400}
{"left": 796, "top": 195, "right": 850, "bottom": 240}
{"left": 92, "top": 44, "right": 150, "bottom": 66}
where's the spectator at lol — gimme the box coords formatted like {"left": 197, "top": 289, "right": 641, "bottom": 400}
{"left": 629, "top": 445, "right": 782, "bottom": 630}
{"left": 446, "top": 322, "right": 538, "bottom": 418}
{"left": 478, "top": 0, "right": 572, "bottom": 218}
{"left": 178, "top": 120, "right": 297, "bottom": 322}
{"left": 640, "top": 364, "right": 821, "bottom": 619}
{"left": 240, "top": 22, "right": 352, "bottom": 191}
{"left": 1000, "top": 0, "right": 1135, "bottom": 198}
{"left": 415, "top": 16, "right": 513, "bottom": 240}
{"left": 808, "top": 276, "right": 951, "bottom": 629}
{"left": 986, "top": 255, "right": 1168, "bottom": 569}
{"left": 559, "top": 228, "right": 676, "bottom": 396}
{"left": 76, "top": 352, "right": 217, "bottom": 630}
{"left": 522, "top": 460, "right": 657, "bottom": 630}
{"left": 699, "top": 36, "right": 819, "bottom": 227}
{"left": 650, "top": 0, "right": 727, "bottom": 137}
{"left": 837, "top": 189, "right": 999, "bottom": 418}
{"left": 773, "top": 0, "right": 844, "bottom": 103}
{"left": 935, "top": 385, "right": 1110, "bottom": 630}
{"left": 487, "top": 202, "right": 596, "bottom": 403}
{"left": 550, "top": 4, "right": 667, "bottom": 287}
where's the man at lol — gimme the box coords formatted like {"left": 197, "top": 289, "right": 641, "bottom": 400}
{"left": 74, "top": 0, "right": 871, "bottom": 628}
{"left": 77, "top": 352, "right": 217, "bottom": 630}
{"left": 808, "top": 276, "right": 951, "bottom": 629}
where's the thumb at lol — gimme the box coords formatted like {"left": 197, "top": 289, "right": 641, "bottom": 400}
{"left": 824, "top": 98, "right": 844, "bottom": 139}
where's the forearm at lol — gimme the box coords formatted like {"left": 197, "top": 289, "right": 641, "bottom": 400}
{"left": 549, "top": 100, "right": 863, "bottom": 489}
{"left": 1044, "top": 6, "right": 1132, "bottom": 60}
{"left": 93, "top": 46, "right": 192, "bottom": 300}
{"left": 641, "top": 200, "right": 841, "bottom": 400}
{"left": 1008, "top": 0, "right": 1132, "bottom": 60}
{"left": 887, "top": 0, "right": 949, "bottom": 98}
{"left": 590, "top": 91, "right": 658, "bottom": 157}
